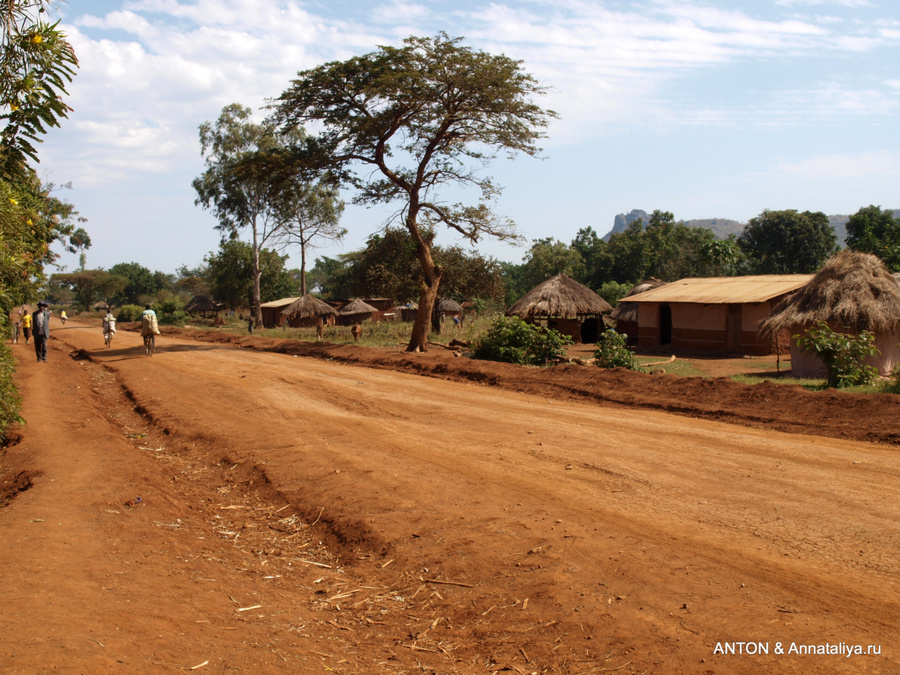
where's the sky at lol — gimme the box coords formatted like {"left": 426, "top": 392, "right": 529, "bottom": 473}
{"left": 39, "top": 0, "right": 900, "bottom": 275}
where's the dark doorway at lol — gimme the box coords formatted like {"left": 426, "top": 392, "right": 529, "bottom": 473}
{"left": 726, "top": 304, "right": 742, "bottom": 352}
{"left": 581, "top": 317, "right": 599, "bottom": 343}
{"left": 659, "top": 304, "right": 672, "bottom": 345}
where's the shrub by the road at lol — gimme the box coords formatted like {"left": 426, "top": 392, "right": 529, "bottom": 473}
{"left": 473, "top": 316, "right": 571, "bottom": 366}
{"left": 795, "top": 321, "right": 879, "bottom": 389}
{"left": 594, "top": 329, "right": 643, "bottom": 371}
{"left": 0, "top": 315, "right": 23, "bottom": 444}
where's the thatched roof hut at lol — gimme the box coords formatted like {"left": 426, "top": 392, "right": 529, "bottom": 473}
{"left": 339, "top": 299, "right": 379, "bottom": 320}
{"left": 437, "top": 298, "right": 463, "bottom": 315}
{"left": 185, "top": 295, "right": 221, "bottom": 316}
{"left": 507, "top": 274, "right": 612, "bottom": 343}
{"left": 610, "top": 279, "right": 667, "bottom": 324}
{"left": 280, "top": 294, "right": 337, "bottom": 327}
{"left": 761, "top": 250, "right": 900, "bottom": 377}
{"left": 610, "top": 278, "right": 667, "bottom": 344}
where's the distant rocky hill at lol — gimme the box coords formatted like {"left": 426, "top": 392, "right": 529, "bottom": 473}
{"left": 603, "top": 209, "right": 900, "bottom": 246}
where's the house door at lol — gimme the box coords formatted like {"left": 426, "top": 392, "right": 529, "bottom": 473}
{"left": 726, "top": 304, "right": 742, "bottom": 352}
{"left": 659, "top": 304, "right": 672, "bottom": 345}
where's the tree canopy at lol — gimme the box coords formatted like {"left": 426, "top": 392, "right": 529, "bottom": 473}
{"left": 738, "top": 209, "right": 837, "bottom": 274}
{"left": 272, "top": 33, "right": 555, "bottom": 351}
{"left": 845, "top": 205, "right": 900, "bottom": 271}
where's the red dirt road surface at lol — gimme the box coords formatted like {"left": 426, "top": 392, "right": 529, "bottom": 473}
{"left": 1, "top": 319, "right": 898, "bottom": 674}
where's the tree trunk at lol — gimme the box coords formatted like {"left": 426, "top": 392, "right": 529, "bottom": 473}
{"left": 406, "top": 218, "right": 441, "bottom": 352}
{"left": 408, "top": 281, "right": 439, "bottom": 351}
{"left": 251, "top": 223, "right": 264, "bottom": 326}
{"left": 431, "top": 300, "right": 441, "bottom": 335}
{"left": 300, "top": 243, "right": 307, "bottom": 296}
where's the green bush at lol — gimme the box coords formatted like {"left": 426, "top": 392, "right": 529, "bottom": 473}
{"left": 473, "top": 316, "right": 572, "bottom": 366}
{"left": 116, "top": 304, "right": 144, "bottom": 322}
{"left": 795, "top": 321, "right": 879, "bottom": 388}
{"left": 594, "top": 329, "right": 643, "bottom": 370}
{"left": 156, "top": 298, "right": 186, "bottom": 326}
{"left": 0, "top": 315, "right": 23, "bottom": 444}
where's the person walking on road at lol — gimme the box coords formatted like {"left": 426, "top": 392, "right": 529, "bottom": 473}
{"left": 21, "top": 310, "right": 32, "bottom": 344}
{"left": 32, "top": 301, "right": 51, "bottom": 362}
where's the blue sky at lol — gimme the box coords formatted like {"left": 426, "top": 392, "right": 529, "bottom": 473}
{"left": 41, "top": 0, "right": 900, "bottom": 275}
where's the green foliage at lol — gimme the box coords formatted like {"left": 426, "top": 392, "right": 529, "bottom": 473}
{"left": 845, "top": 205, "right": 900, "bottom": 271}
{"left": 309, "top": 230, "right": 506, "bottom": 305}
{"left": 739, "top": 209, "right": 838, "bottom": 274}
{"left": 107, "top": 262, "right": 167, "bottom": 306}
{"left": 519, "top": 238, "right": 585, "bottom": 290}
{"left": 472, "top": 315, "right": 572, "bottom": 366}
{"left": 273, "top": 33, "right": 555, "bottom": 351}
{"left": 795, "top": 321, "right": 880, "bottom": 388}
{"left": 116, "top": 304, "right": 144, "bottom": 322}
{"left": 597, "top": 281, "right": 632, "bottom": 307}
{"left": 1, "top": 2, "right": 78, "bottom": 172}
{"left": 155, "top": 297, "right": 186, "bottom": 326}
{"left": 0, "top": 315, "right": 23, "bottom": 444}
{"left": 204, "top": 239, "right": 295, "bottom": 309}
{"left": 594, "top": 330, "right": 643, "bottom": 370}
{"left": 50, "top": 268, "right": 125, "bottom": 311}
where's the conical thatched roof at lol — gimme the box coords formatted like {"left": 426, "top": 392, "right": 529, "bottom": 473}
{"left": 437, "top": 298, "right": 463, "bottom": 313}
{"left": 281, "top": 294, "right": 338, "bottom": 320}
{"left": 760, "top": 250, "right": 900, "bottom": 338}
{"left": 610, "top": 278, "right": 667, "bottom": 322}
{"left": 185, "top": 295, "right": 219, "bottom": 313}
{"left": 507, "top": 273, "right": 612, "bottom": 319}
{"left": 339, "top": 299, "right": 379, "bottom": 317}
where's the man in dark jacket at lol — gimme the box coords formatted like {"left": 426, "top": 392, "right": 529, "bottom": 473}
{"left": 32, "top": 301, "right": 51, "bottom": 362}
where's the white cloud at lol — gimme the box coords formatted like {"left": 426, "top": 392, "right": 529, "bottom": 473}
{"left": 773, "top": 150, "right": 900, "bottom": 180}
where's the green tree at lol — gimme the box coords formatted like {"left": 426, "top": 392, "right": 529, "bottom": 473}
{"left": 193, "top": 104, "right": 311, "bottom": 323}
{"left": 51, "top": 269, "right": 125, "bottom": 311}
{"left": 106, "top": 261, "right": 163, "bottom": 306}
{"left": 65, "top": 225, "right": 90, "bottom": 270}
{"left": 571, "top": 227, "right": 612, "bottom": 290}
{"left": 273, "top": 33, "right": 555, "bottom": 352}
{"left": 738, "top": 209, "right": 837, "bottom": 274}
{"left": 700, "top": 237, "right": 741, "bottom": 276}
{"left": 845, "top": 205, "right": 900, "bottom": 271}
{"left": 519, "top": 237, "right": 585, "bottom": 290}
{"left": 204, "top": 239, "right": 295, "bottom": 310}
{"left": 272, "top": 163, "right": 345, "bottom": 295}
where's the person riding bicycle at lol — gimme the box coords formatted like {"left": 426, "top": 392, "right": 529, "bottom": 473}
{"left": 60, "top": 310, "right": 67, "bottom": 324}
{"left": 102, "top": 310, "right": 117, "bottom": 346}
{"left": 141, "top": 304, "right": 159, "bottom": 347}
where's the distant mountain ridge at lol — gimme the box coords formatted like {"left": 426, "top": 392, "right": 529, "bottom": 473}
{"left": 604, "top": 209, "right": 900, "bottom": 246}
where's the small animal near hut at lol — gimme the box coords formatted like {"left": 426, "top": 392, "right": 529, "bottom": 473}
{"left": 506, "top": 273, "right": 612, "bottom": 343}
{"left": 760, "top": 250, "right": 900, "bottom": 377}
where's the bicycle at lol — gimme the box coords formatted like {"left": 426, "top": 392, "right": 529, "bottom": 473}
{"left": 143, "top": 333, "right": 155, "bottom": 356}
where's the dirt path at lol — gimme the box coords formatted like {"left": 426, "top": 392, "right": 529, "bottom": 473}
{"left": 1, "top": 320, "right": 897, "bottom": 674}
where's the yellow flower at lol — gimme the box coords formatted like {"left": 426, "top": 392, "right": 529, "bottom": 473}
{"left": 26, "top": 219, "right": 33, "bottom": 225}
{"left": 10, "top": 103, "right": 18, "bottom": 111}
{"left": 9, "top": 198, "right": 18, "bottom": 205}
{"left": 30, "top": 34, "right": 42, "bottom": 44}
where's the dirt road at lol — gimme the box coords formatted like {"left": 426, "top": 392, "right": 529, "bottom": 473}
{"left": 1, "top": 320, "right": 897, "bottom": 674}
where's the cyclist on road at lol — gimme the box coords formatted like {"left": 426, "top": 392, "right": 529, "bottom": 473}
{"left": 141, "top": 304, "right": 159, "bottom": 353}
{"left": 102, "top": 310, "right": 117, "bottom": 347}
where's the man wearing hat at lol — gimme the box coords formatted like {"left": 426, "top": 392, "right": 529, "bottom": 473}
{"left": 32, "top": 301, "right": 51, "bottom": 362}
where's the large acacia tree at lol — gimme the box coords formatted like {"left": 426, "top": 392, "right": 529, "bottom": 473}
{"left": 272, "top": 33, "right": 555, "bottom": 351}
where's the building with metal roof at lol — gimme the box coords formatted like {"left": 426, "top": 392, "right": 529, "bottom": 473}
{"left": 627, "top": 275, "right": 813, "bottom": 354}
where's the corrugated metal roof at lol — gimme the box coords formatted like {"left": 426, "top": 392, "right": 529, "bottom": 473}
{"left": 260, "top": 297, "right": 301, "bottom": 308}
{"left": 627, "top": 275, "right": 813, "bottom": 304}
